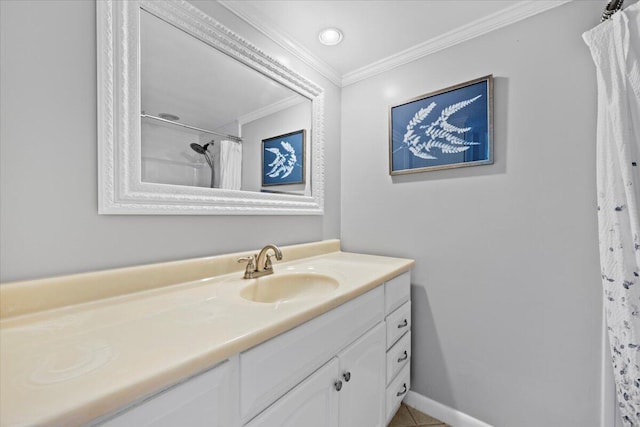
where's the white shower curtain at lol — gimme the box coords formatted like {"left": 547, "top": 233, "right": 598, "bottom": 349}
{"left": 583, "top": 3, "right": 640, "bottom": 425}
{"left": 219, "top": 140, "right": 242, "bottom": 190}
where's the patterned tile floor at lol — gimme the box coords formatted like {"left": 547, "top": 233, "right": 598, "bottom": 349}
{"left": 388, "top": 403, "right": 450, "bottom": 427}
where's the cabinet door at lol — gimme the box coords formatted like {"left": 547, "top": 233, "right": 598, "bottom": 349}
{"left": 337, "top": 322, "right": 386, "bottom": 427}
{"left": 240, "top": 286, "right": 384, "bottom": 422}
{"left": 100, "top": 358, "right": 238, "bottom": 427}
{"left": 245, "top": 358, "right": 340, "bottom": 427}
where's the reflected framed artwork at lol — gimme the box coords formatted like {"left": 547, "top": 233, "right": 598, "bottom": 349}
{"left": 262, "top": 129, "right": 306, "bottom": 186}
{"left": 389, "top": 75, "right": 493, "bottom": 175}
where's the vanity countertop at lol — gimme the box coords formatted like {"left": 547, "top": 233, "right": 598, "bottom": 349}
{"left": 0, "top": 240, "right": 414, "bottom": 426}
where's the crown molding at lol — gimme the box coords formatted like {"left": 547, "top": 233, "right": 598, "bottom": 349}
{"left": 342, "top": 1, "right": 572, "bottom": 86}
{"left": 218, "top": 0, "right": 343, "bottom": 87}
{"left": 237, "top": 95, "right": 307, "bottom": 126}
{"left": 218, "top": 0, "right": 571, "bottom": 88}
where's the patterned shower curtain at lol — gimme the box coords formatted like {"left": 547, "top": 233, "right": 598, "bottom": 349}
{"left": 583, "top": 2, "right": 640, "bottom": 425}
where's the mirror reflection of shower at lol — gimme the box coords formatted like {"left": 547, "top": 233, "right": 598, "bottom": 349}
{"left": 140, "top": 111, "right": 243, "bottom": 190}
{"left": 190, "top": 141, "right": 215, "bottom": 188}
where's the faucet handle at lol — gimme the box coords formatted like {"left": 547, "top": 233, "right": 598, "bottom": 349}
{"left": 264, "top": 253, "right": 275, "bottom": 270}
{"left": 237, "top": 255, "right": 256, "bottom": 272}
{"left": 237, "top": 255, "right": 257, "bottom": 279}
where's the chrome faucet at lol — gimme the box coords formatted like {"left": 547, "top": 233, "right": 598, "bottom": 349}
{"left": 237, "top": 244, "right": 283, "bottom": 279}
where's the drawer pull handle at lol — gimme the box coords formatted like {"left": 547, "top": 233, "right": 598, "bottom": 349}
{"left": 397, "top": 319, "right": 408, "bottom": 329}
{"left": 397, "top": 351, "right": 408, "bottom": 362}
{"left": 342, "top": 371, "right": 351, "bottom": 382}
{"left": 334, "top": 380, "right": 343, "bottom": 391}
{"left": 397, "top": 383, "right": 408, "bottom": 397}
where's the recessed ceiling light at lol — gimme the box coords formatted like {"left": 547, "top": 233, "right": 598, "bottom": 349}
{"left": 318, "top": 28, "right": 343, "bottom": 46}
{"left": 158, "top": 113, "right": 180, "bottom": 121}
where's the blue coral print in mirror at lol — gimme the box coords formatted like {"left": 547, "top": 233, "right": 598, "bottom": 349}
{"left": 262, "top": 129, "right": 305, "bottom": 186}
{"left": 389, "top": 75, "right": 493, "bottom": 174}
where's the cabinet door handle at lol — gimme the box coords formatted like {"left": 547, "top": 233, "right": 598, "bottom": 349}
{"left": 334, "top": 380, "right": 343, "bottom": 391}
{"left": 397, "top": 319, "right": 408, "bottom": 329}
{"left": 397, "top": 350, "right": 408, "bottom": 363}
{"left": 396, "top": 383, "right": 408, "bottom": 397}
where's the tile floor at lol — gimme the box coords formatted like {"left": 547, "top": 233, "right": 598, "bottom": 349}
{"left": 388, "top": 403, "right": 449, "bottom": 427}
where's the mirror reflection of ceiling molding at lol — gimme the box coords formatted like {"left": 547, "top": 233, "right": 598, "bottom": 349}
{"left": 237, "top": 95, "right": 309, "bottom": 126}
{"left": 218, "top": 0, "right": 572, "bottom": 87}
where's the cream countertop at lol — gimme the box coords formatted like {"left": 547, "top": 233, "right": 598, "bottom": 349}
{"left": 0, "top": 240, "right": 414, "bottom": 426}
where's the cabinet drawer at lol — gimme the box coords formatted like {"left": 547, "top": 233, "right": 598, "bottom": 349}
{"left": 386, "top": 331, "right": 411, "bottom": 385}
{"left": 386, "top": 301, "right": 411, "bottom": 348}
{"left": 386, "top": 364, "right": 410, "bottom": 423}
{"left": 385, "top": 272, "right": 410, "bottom": 315}
{"left": 240, "top": 286, "right": 384, "bottom": 422}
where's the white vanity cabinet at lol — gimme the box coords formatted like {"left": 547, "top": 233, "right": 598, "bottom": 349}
{"left": 99, "top": 358, "right": 239, "bottom": 427}
{"left": 243, "top": 271, "right": 411, "bottom": 427}
{"left": 240, "top": 285, "right": 386, "bottom": 426}
{"left": 245, "top": 322, "right": 386, "bottom": 427}
{"left": 97, "top": 271, "right": 411, "bottom": 427}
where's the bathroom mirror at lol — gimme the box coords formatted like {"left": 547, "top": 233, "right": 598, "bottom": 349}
{"left": 97, "top": 0, "right": 325, "bottom": 214}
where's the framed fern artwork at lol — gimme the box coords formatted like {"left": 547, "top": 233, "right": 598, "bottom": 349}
{"left": 389, "top": 75, "right": 493, "bottom": 174}
{"left": 262, "top": 129, "right": 306, "bottom": 186}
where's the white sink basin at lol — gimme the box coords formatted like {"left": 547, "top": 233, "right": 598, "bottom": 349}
{"left": 240, "top": 272, "right": 339, "bottom": 303}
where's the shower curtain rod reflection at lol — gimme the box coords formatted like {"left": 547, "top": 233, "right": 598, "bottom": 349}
{"left": 141, "top": 113, "right": 243, "bottom": 142}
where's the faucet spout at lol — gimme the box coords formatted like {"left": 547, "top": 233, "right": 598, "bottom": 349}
{"left": 256, "top": 244, "right": 283, "bottom": 274}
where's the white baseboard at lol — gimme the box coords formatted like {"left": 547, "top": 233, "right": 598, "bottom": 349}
{"left": 404, "top": 390, "right": 493, "bottom": 427}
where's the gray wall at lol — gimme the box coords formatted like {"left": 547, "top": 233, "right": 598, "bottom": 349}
{"left": 341, "top": 2, "right": 602, "bottom": 426}
{"left": 0, "top": 0, "right": 341, "bottom": 282}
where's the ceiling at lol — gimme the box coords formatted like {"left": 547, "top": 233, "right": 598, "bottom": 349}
{"left": 139, "top": 0, "right": 576, "bottom": 131}
{"left": 219, "top": 0, "right": 573, "bottom": 86}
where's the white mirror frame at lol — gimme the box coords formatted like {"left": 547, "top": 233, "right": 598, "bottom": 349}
{"left": 97, "top": 0, "right": 325, "bottom": 215}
